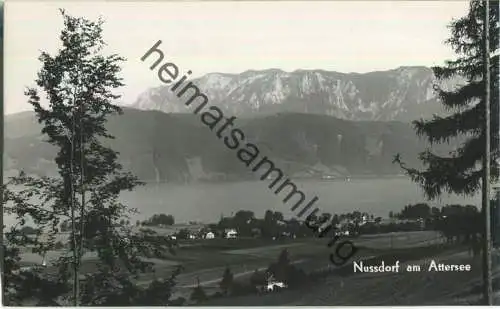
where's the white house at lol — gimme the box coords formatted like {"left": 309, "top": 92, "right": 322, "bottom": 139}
{"left": 360, "top": 215, "right": 368, "bottom": 226}
{"left": 205, "top": 232, "right": 215, "bottom": 239}
{"left": 225, "top": 229, "right": 237, "bottom": 239}
{"left": 265, "top": 274, "right": 287, "bottom": 291}
{"left": 276, "top": 220, "right": 286, "bottom": 226}
{"left": 266, "top": 281, "right": 287, "bottom": 291}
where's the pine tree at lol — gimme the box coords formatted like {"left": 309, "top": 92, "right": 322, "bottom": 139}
{"left": 219, "top": 266, "right": 234, "bottom": 295}
{"left": 394, "top": 0, "right": 499, "bottom": 199}
{"left": 3, "top": 10, "right": 177, "bottom": 306}
{"left": 190, "top": 278, "right": 208, "bottom": 303}
{"left": 267, "top": 248, "right": 292, "bottom": 283}
{"left": 277, "top": 248, "right": 291, "bottom": 266}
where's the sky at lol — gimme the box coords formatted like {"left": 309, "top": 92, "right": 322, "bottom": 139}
{"left": 4, "top": 1, "right": 470, "bottom": 115}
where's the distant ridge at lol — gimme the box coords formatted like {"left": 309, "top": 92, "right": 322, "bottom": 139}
{"left": 4, "top": 108, "right": 457, "bottom": 183}
{"left": 132, "top": 66, "right": 464, "bottom": 122}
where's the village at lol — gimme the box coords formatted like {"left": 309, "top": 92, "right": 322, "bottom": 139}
{"left": 9, "top": 201, "right": 495, "bottom": 305}
{"left": 135, "top": 209, "right": 425, "bottom": 242}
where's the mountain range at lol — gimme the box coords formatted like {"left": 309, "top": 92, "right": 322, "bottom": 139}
{"left": 131, "top": 66, "right": 463, "bottom": 122}
{"left": 4, "top": 66, "right": 462, "bottom": 183}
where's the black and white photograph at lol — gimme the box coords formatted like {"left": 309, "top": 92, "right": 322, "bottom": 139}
{"left": 1, "top": 0, "right": 500, "bottom": 306}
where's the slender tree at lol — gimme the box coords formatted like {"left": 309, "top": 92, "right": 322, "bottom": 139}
{"left": 3, "top": 10, "right": 177, "bottom": 306}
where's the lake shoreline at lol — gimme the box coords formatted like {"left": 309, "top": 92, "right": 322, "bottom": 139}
{"left": 4, "top": 177, "right": 480, "bottom": 228}
{"left": 139, "top": 174, "right": 409, "bottom": 186}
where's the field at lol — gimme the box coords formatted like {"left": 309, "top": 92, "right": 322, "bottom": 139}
{"left": 18, "top": 230, "right": 446, "bottom": 301}
{"left": 20, "top": 230, "right": 443, "bottom": 273}
{"left": 20, "top": 229, "right": 492, "bottom": 305}
{"left": 199, "top": 245, "right": 489, "bottom": 306}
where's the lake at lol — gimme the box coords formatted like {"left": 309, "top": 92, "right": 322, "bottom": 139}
{"left": 3, "top": 177, "right": 480, "bottom": 227}
{"left": 118, "top": 177, "right": 480, "bottom": 224}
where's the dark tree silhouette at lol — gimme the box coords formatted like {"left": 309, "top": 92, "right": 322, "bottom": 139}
{"left": 397, "top": 203, "right": 432, "bottom": 219}
{"left": 232, "top": 210, "right": 255, "bottom": 236}
{"left": 143, "top": 214, "right": 175, "bottom": 226}
{"left": 176, "top": 228, "right": 190, "bottom": 240}
{"left": 394, "top": 0, "right": 499, "bottom": 200}
{"left": 190, "top": 280, "right": 208, "bottom": 303}
{"left": 219, "top": 266, "right": 234, "bottom": 295}
{"left": 435, "top": 204, "right": 482, "bottom": 243}
{"left": 267, "top": 248, "right": 307, "bottom": 288}
{"left": 278, "top": 248, "right": 291, "bottom": 266}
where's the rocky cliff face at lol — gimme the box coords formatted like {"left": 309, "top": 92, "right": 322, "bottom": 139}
{"left": 131, "top": 66, "right": 464, "bottom": 121}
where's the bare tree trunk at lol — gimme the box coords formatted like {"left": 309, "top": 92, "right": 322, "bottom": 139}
{"left": 78, "top": 99, "right": 86, "bottom": 291}
{"left": 69, "top": 109, "right": 79, "bottom": 306}
{"left": 481, "top": 0, "right": 492, "bottom": 305}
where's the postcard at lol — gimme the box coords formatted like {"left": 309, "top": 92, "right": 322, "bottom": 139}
{"left": 2, "top": 0, "right": 499, "bottom": 306}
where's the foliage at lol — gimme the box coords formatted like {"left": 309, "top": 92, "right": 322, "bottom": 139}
{"left": 80, "top": 265, "right": 184, "bottom": 306}
{"left": 2, "top": 10, "right": 178, "bottom": 306}
{"left": 190, "top": 284, "right": 208, "bottom": 303}
{"left": 19, "top": 226, "right": 39, "bottom": 235}
{"left": 60, "top": 220, "right": 71, "bottom": 232}
{"left": 357, "top": 221, "right": 423, "bottom": 235}
{"left": 219, "top": 266, "right": 234, "bottom": 295}
{"left": 394, "top": 0, "right": 499, "bottom": 199}
{"left": 434, "top": 204, "right": 482, "bottom": 243}
{"left": 267, "top": 249, "right": 307, "bottom": 288}
{"left": 277, "top": 248, "right": 291, "bottom": 265}
{"left": 175, "top": 228, "right": 190, "bottom": 240}
{"left": 211, "top": 209, "right": 377, "bottom": 240}
{"left": 396, "top": 203, "right": 431, "bottom": 219}
{"left": 232, "top": 210, "right": 255, "bottom": 236}
{"left": 142, "top": 213, "right": 175, "bottom": 226}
